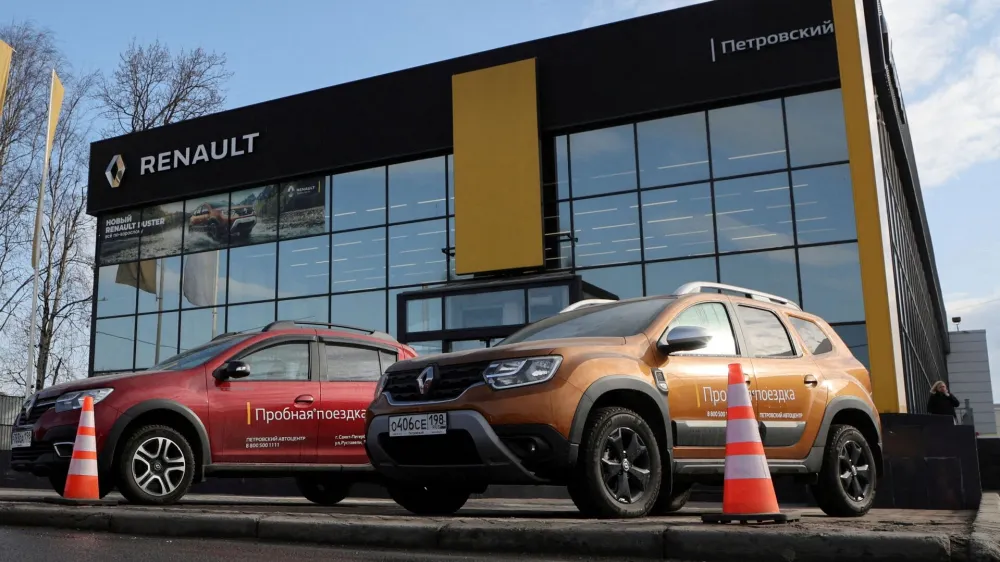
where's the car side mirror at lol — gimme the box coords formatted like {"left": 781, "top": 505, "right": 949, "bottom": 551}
{"left": 658, "top": 325, "right": 712, "bottom": 355}
{"left": 214, "top": 360, "right": 251, "bottom": 381}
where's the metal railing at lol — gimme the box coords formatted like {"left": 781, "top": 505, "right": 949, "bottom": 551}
{"left": 0, "top": 394, "right": 22, "bottom": 451}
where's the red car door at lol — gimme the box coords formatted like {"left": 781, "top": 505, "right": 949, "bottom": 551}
{"left": 207, "top": 337, "right": 320, "bottom": 463}
{"left": 315, "top": 341, "right": 394, "bottom": 465}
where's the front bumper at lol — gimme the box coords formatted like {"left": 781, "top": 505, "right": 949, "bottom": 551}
{"left": 8, "top": 424, "right": 79, "bottom": 476}
{"left": 229, "top": 216, "right": 256, "bottom": 231}
{"left": 365, "top": 410, "right": 571, "bottom": 487}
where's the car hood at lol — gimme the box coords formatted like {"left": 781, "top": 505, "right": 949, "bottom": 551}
{"left": 387, "top": 337, "right": 627, "bottom": 372}
{"left": 36, "top": 370, "right": 168, "bottom": 399}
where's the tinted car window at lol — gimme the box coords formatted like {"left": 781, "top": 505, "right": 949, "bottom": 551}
{"left": 789, "top": 317, "right": 834, "bottom": 355}
{"left": 501, "top": 298, "right": 674, "bottom": 344}
{"left": 325, "top": 344, "right": 382, "bottom": 382}
{"left": 241, "top": 343, "right": 310, "bottom": 381}
{"left": 149, "top": 335, "right": 251, "bottom": 371}
{"left": 736, "top": 306, "right": 795, "bottom": 358}
{"left": 379, "top": 350, "right": 397, "bottom": 371}
{"left": 667, "top": 302, "right": 737, "bottom": 356}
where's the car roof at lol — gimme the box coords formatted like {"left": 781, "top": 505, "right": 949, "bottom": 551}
{"left": 217, "top": 322, "right": 409, "bottom": 352}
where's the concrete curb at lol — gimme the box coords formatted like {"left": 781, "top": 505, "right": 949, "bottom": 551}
{"left": 0, "top": 502, "right": 963, "bottom": 561}
{"left": 970, "top": 493, "right": 1000, "bottom": 562}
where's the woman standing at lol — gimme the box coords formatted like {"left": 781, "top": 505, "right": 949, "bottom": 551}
{"left": 927, "top": 381, "right": 961, "bottom": 422}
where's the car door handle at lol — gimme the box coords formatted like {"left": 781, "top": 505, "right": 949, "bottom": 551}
{"left": 294, "top": 395, "right": 315, "bottom": 405}
{"left": 744, "top": 373, "right": 752, "bottom": 386}
{"left": 803, "top": 374, "right": 818, "bottom": 387}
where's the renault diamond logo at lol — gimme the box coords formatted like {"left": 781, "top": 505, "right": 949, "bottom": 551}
{"left": 416, "top": 365, "right": 436, "bottom": 395}
{"left": 105, "top": 154, "right": 126, "bottom": 188}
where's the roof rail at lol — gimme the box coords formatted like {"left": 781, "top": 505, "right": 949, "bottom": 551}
{"left": 559, "top": 298, "right": 618, "bottom": 314}
{"left": 211, "top": 332, "right": 239, "bottom": 341}
{"left": 674, "top": 281, "right": 801, "bottom": 310}
{"left": 262, "top": 321, "right": 396, "bottom": 341}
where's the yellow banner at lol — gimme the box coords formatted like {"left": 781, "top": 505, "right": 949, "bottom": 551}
{"left": 0, "top": 41, "right": 12, "bottom": 123}
{"left": 31, "top": 70, "right": 64, "bottom": 269}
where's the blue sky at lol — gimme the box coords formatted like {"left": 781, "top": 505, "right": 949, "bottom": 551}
{"left": 9, "top": 0, "right": 1000, "bottom": 400}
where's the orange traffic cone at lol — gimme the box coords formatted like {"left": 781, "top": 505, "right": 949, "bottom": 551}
{"left": 64, "top": 395, "right": 100, "bottom": 500}
{"left": 701, "top": 363, "right": 798, "bottom": 524}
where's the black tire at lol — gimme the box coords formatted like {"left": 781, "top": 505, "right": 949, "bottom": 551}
{"left": 116, "top": 425, "right": 196, "bottom": 506}
{"left": 569, "top": 406, "right": 663, "bottom": 519}
{"left": 295, "top": 475, "right": 351, "bottom": 506}
{"left": 48, "top": 468, "right": 114, "bottom": 499}
{"left": 811, "top": 424, "right": 876, "bottom": 517}
{"left": 387, "top": 482, "right": 470, "bottom": 515}
{"left": 651, "top": 481, "right": 692, "bottom": 514}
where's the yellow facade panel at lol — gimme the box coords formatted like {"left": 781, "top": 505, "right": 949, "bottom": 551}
{"left": 831, "top": 0, "right": 907, "bottom": 412}
{"left": 452, "top": 58, "right": 544, "bottom": 275}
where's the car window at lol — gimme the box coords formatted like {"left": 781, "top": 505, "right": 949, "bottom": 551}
{"left": 500, "top": 298, "right": 674, "bottom": 344}
{"left": 736, "top": 306, "right": 796, "bottom": 358}
{"left": 789, "top": 317, "right": 834, "bottom": 356}
{"left": 666, "top": 302, "right": 737, "bottom": 356}
{"left": 149, "top": 335, "right": 252, "bottom": 371}
{"left": 379, "top": 350, "right": 398, "bottom": 371}
{"left": 240, "top": 342, "right": 310, "bottom": 381}
{"left": 325, "top": 344, "right": 382, "bottom": 382}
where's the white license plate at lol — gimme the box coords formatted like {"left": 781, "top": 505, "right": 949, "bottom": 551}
{"left": 11, "top": 430, "right": 31, "bottom": 449}
{"left": 388, "top": 413, "right": 447, "bottom": 437}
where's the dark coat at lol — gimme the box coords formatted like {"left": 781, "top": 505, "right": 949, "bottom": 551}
{"left": 927, "top": 391, "right": 960, "bottom": 417}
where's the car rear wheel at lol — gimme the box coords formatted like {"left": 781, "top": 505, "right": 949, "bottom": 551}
{"left": 117, "top": 425, "right": 195, "bottom": 506}
{"left": 295, "top": 475, "right": 351, "bottom": 505}
{"left": 811, "top": 424, "right": 876, "bottom": 517}
{"left": 387, "top": 482, "right": 470, "bottom": 515}
{"left": 569, "top": 406, "right": 663, "bottom": 519}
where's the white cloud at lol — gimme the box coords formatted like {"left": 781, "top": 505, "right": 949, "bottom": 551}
{"left": 880, "top": 0, "right": 1000, "bottom": 187}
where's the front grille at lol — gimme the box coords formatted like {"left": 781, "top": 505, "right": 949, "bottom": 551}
{"left": 378, "top": 431, "right": 481, "bottom": 465}
{"left": 10, "top": 443, "right": 52, "bottom": 463}
{"left": 384, "top": 362, "right": 488, "bottom": 402}
{"left": 16, "top": 399, "right": 55, "bottom": 426}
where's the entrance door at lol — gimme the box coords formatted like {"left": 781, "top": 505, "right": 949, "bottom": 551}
{"left": 659, "top": 300, "right": 756, "bottom": 460}
{"left": 733, "top": 305, "right": 823, "bottom": 459}
{"left": 207, "top": 339, "right": 319, "bottom": 463}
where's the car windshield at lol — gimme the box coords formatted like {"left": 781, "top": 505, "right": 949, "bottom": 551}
{"left": 500, "top": 298, "right": 675, "bottom": 345}
{"left": 148, "top": 335, "right": 252, "bottom": 371}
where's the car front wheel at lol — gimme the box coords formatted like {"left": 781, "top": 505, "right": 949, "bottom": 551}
{"left": 117, "top": 425, "right": 195, "bottom": 506}
{"left": 569, "top": 406, "right": 663, "bottom": 519}
{"left": 811, "top": 424, "right": 876, "bottom": 517}
{"left": 295, "top": 475, "right": 351, "bottom": 505}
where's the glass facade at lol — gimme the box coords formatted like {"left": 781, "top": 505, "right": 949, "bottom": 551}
{"left": 92, "top": 88, "right": 867, "bottom": 373}
{"left": 94, "top": 157, "right": 454, "bottom": 374}
{"left": 546, "top": 88, "right": 866, "bottom": 365}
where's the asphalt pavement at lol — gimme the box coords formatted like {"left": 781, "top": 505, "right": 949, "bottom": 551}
{"left": 0, "top": 525, "right": 612, "bottom": 562}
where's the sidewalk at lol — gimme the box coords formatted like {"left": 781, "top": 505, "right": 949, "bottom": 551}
{"left": 0, "top": 488, "right": 995, "bottom": 561}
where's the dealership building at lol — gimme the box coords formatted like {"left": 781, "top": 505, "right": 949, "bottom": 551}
{"left": 86, "top": 0, "right": 948, "bottom": 415}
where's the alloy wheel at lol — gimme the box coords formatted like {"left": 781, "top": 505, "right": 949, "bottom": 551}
{"left": 131, "top": 436, "right": 187, "bottom": 497}
{"left": 838, "top": 439, "right": 872, "bottom": 501}
{"left": 600, "top": 427, "right": 651, "bottom": 504}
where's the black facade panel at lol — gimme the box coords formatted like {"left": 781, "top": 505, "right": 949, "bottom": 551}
{"left": 87, "top": 0, "right": 837, "bottom": 215}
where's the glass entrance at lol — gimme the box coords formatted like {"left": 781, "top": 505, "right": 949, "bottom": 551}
{"left": 396, "top": 273, "right": 617, "bottom": 356}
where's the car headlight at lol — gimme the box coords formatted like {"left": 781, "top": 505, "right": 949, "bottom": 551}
{"left": 483, "top": 356, "right": 562, "bottom": 390}
{"left": 55, "top": 389, "right": 114, "bottom": 413}
{"left": 374, "top": 373, "right": 388, "bottom": 400}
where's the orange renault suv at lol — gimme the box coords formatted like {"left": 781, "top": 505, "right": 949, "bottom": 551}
{"left": 365, "top": 282, "right": 882, "bottom": 519}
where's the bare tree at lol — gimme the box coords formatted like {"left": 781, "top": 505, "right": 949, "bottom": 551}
{"left": 0, "top": 23, "right": 96, "bottom": 393}
{"left": 0, "top": 23, "right": 64, "bottom": 337}
{"left": 95, "top": 39, "right": 232, "bottom": 136}
{"left": 30, "top": 71, "right": 97, "bottom": 391}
